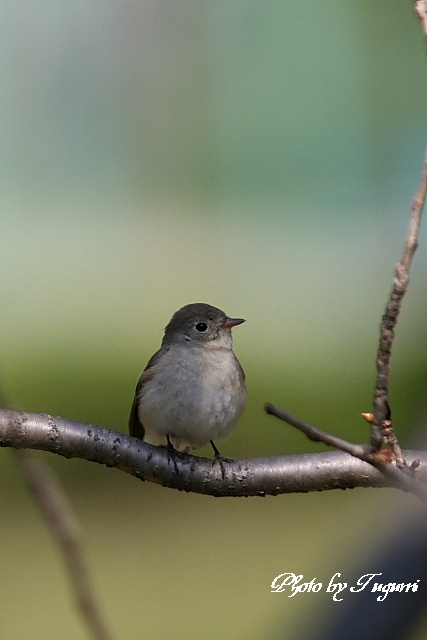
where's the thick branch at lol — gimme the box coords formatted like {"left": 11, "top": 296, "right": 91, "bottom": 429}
{"left": 1, "top": 409, "right": 427, "bottom": 496}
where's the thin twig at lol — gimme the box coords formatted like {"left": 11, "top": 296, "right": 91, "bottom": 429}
{"left": 265, "top": 403, "right": 369, "bottom": 460}
{"left": 372, "top": 0, "right": 427, "bottom": 449}
{"left": 371, "top": 129, "right": 427, "bottom": 450}
{"left": 265, "top": 403, "right": 427, "bottom": 503}
{"left": 14, "top": 449, "right": 113, "bottom": 640}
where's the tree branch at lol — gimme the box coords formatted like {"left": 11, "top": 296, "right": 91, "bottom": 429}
{"left": 265, "top": 403, "right": 427, "bottom": 503}
{"left": 370, "top": 3, "right": 427, "bottom": 450}
{"left": 371, "top": 151, "right": 426, "bottom": 447}
{"left": 1, "top": 409, "right": 427, "bottom": 497}
{"left": 262, "top": 2, "right": 427, "bottom": 496}
{"left": 14, "top": 450, "right": 113, "bottom": 640}
{"left": 0, "top": 381, "right": 114, "bottom": 639}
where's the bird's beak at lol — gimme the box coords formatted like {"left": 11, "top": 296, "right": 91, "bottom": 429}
{"left": 223, "top": 317, "right": 245, "bottom": 328}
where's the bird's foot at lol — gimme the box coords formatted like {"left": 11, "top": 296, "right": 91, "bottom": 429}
{"left": 210, "top": 440, "right": 233, "bottom": 479}
{"left": 166, "top": 435, "right": 183, "bottom": 474}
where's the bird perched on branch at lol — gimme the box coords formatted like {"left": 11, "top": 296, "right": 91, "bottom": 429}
{"left": 129, "top": 303, "right": 247, "bottom": 456}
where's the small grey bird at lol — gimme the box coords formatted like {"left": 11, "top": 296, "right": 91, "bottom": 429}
{"left": 129, "top": 303, "right": 247, "bottom": 455}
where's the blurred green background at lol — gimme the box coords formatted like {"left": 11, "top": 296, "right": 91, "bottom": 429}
{"left": 1, "top": 1, "right": 427, "bottom": 638}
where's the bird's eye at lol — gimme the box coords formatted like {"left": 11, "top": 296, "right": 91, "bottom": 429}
{"left": 195, "top": 322, "right": 208, "bottom": 332}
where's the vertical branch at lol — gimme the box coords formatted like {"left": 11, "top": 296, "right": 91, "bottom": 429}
{"left": 371, "top": 147, "right": 427, "bottom": 449}
{"left": 370, "top": 2, "right": 427, "bottom": 449}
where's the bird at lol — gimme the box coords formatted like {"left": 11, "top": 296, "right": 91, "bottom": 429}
{"left": 128, "top": 303, "right": 247, "bottom": 456}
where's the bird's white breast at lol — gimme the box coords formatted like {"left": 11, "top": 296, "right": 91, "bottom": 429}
{"left": 138, "top": 341, "right": 247, "bottom": 451}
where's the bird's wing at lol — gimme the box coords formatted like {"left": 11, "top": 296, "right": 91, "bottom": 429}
{"left": 234, "top": 352, "right": 246, "bottom": 381}
{"left": 128, "top": 380, "right": 145, "bottom": 439}
{"left": 128, "top": 347, "right": 167, "bottom": 440}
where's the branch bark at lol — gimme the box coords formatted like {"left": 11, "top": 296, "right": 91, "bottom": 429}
{"left": 1, "top": 409, "right": 427, "bottom": 497}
